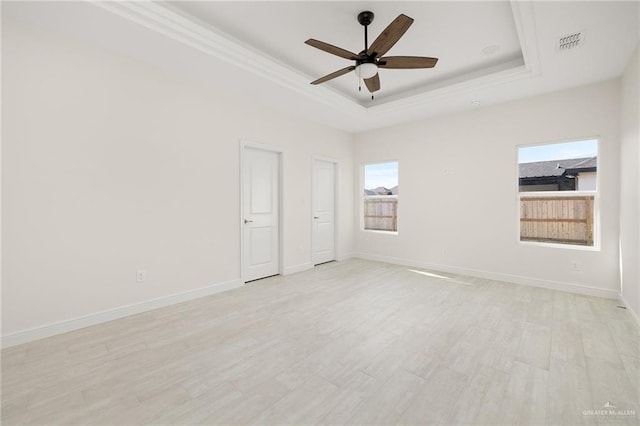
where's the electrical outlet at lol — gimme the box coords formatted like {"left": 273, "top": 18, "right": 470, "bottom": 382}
{"left": 443, "top": 168, "right": 455, "bottom": 176}
{"left": 136, "top": 269, "right": 147, "bottom": 283}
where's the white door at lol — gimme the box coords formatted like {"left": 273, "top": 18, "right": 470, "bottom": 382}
{"left": 242, "top": 147, "right": 280, "bottom": 282}
{"left": 313, "top": 159, "right": 336, "bottom": 265}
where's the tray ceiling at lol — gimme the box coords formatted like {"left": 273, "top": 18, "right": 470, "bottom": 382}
{"left": 3, "top": 1, "right": 638, "bottom": 133}
{"left": 167, "top": 1, "right": 524, "bottom": 105}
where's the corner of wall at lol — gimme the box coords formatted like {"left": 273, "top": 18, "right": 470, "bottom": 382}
{"left": 619, "top": 40, "right": 640, "bottom": 322}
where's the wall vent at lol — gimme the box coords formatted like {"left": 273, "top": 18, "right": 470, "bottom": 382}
{"left": 558, "top": 31, "right": 585, "bottom": 51}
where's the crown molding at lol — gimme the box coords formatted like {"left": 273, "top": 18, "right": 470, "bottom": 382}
{"left": 92, "top": 1, "right": 365, "bottom": 117}
{"left": 369, "top": 59, "right": 528, "bottom": 116}
{"left": 366, "top": 1, "right": 541, "bottom": 119}
{"left": 510, "top": 0, "right": 542, "bottom": 77}
{"left": 91, "top": 0, "right": 541, "bottom": 132}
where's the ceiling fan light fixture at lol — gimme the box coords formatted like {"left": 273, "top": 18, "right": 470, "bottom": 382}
{"left": 356, "top": 63, "right": 378, "bottom": 79}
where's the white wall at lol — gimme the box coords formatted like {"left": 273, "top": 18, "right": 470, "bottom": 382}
{"left": 354, "top": 80, "right": 621, "bottom": 297}
{"left": 1, "top": 18, "right": 354, "bottom": 339}
{"left": 620, "top": 43, "right": 640, "bottom": 320}
{"left": 2, "top": 13, "right": 635, "bottom": 345}
{"left": 577, "top": 172, "right": 597, "bottom": 191}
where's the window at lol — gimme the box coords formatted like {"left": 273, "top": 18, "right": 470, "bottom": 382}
{"left": 518, "top": 139, "right": 598, "bottom": 247}
{"left": 363, "top": 161, "right": 398, "bottom": 232}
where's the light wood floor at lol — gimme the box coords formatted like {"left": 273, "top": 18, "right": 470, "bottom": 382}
{"left": 2, "top": 259, "right": 639, "bottom": 425}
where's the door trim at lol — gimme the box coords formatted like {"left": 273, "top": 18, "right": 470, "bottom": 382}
{"left": 311, "top": 155, "right": 339, "bottom": 266}
{"left": 240, "top": 140, "right": 284, "bottom": 283}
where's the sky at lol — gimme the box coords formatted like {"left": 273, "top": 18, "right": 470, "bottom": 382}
{"left": 518, "top": 139, "right": 597, "bottom": 164}
{"left": 364, "top": 162, "right": 398, "bottom": 189}
{"left": 363, "top": 140, "right": 596, "bottom": 188}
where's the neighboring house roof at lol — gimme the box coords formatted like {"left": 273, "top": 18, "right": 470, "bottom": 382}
{"left": 364, "top": 186, "right": 400, "bottom": 195}
{"left": 519, "top": 157, "right": 597, "bottom": 179}
{"left": 364, "top": 186, "right": 397, "bottom": 196}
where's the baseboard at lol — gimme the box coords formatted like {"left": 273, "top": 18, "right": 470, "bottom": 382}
{"left": 283, "top": 262, "right": 313, "bottom": 275}
{"left": 337, "top": 252, "right": 355, "bottom": 261}
{"left": 1, "top": 278, "right": 243, "bottom": 349}
{"left": 618, "top": 295, "right": 640, "bottom": 327}
{"left": 354, "top": 253, "right": 620, "bottom": 300}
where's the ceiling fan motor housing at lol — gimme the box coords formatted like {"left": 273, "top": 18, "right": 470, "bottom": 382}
{"left": 356, "top": 54, "right": 377, "bottom": 66}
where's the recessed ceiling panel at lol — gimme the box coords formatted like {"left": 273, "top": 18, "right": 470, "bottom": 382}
{"left": 167, "top": 1, "right": 524, "bottom": 105}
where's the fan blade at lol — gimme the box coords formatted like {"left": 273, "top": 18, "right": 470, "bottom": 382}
{"left": 311, "top": 66, "right": 356, "bottom": 85}
{"left": 305, "top": 39, "right": 360, "bottom": 60}
{"left": 379, "top": 56, "right": 438, "bottom": 69}
{"left": 363, "top": 73, "right": 380, "bottom": 93}
{"left": 366, "top": 14, "right": 414, "bottom": 58}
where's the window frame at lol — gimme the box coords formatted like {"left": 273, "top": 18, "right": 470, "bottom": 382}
{"left": 361, "top": 160, "right": 399, "bottom": 235}
{"left": 516, "top": 138, "right": 600, "bottom": 251}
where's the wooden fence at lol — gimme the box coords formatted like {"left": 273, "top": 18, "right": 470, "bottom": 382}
{"left": 364, "top": 196, "right": 398, "bottom": 231}
{"left": 520, "top": 195, "right": 594, "bottom": 246}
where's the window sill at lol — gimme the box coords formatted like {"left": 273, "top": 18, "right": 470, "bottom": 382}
{"left": 518, "top": 240, "right": 600, "bottom": 251}
{"left": 363, "top": 229, "right": 398, "bottom": 236}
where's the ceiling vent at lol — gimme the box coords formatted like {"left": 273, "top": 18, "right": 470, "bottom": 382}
{"left": 558, "top": 31, "right": 585, "bottom": 51}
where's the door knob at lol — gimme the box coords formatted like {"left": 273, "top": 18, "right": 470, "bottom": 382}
{"left": 244, "top": 219, "right": 253, "bottom": 224}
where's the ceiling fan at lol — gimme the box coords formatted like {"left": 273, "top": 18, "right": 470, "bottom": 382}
{"left": 305, "top": 11, "right": 438, "bottom": 97}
